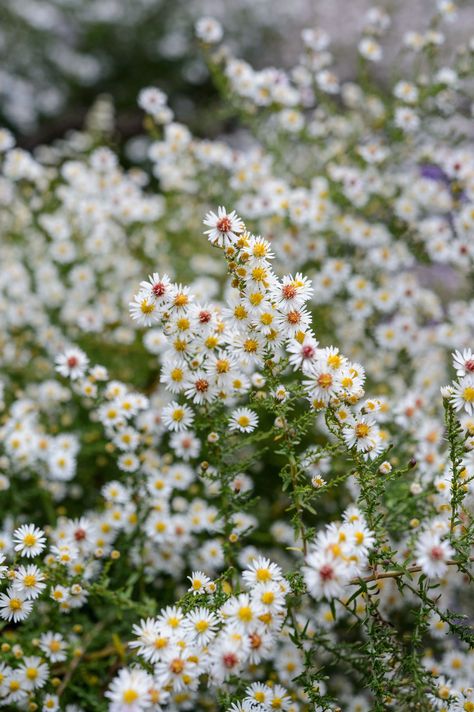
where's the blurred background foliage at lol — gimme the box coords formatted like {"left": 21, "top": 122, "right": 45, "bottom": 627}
{"left": 1, "top": 0, "right": 317, "bottom": 144}
{"left": 3, "top": 0, "right": 474, "bottom": 149}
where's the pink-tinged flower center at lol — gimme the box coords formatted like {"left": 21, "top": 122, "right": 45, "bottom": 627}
{"left": 319, "top": 564, "right": 334, "bottom": 581}
{"left": 282, "top": 284, "right": 297, "bottom": 299}
{"left": 465, "top": 359, "right": 474, "bottom": 372}
{"left": 195, "top": 378, "right": 209, "bottom": 393}
{"left": 216, "top": 217, "right": 232, "bottom": 233}
{"left": 223, "top": 653, "right": 238, "bottom": 669}
{"left": 199, "top": 310, "right": 212, "bottom": 323}
{"left": 302, "top": 345, "right": 315, "bottom": 359}
{"left": 249, "top": 632, "right": 262, "bottom": 649}
{"left": 430, "top": 546, "right": 443, "bottom": 561}
{"left": 152, "top": 282, "right": 166, "bottom": 297}
{"left": 67, "top": 356, "right": 78, "bottom": 368}
{"left": 287, "top": 311, "right": 301, "bottom": 325}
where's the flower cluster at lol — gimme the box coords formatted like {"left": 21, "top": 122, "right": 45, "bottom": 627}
{"left": 1, "top": 3, "right": 474, "bottom": 711}
{"left": 107, "top": 558, "right": 288, "bottom": 711}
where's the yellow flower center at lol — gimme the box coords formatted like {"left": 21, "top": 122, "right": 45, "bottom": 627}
{"left": 249, "top": 293, "right": 264, "bottom": 306}
{"left": 122, "top": 689, "right": 139, "bottom": 703}
{"left": 355, "top": 423, "right": 370, "bottom": 438}
{"left": 140, "top": 300, "right": 154, "bottom": 314}
{"left": 234, "top": 305, "right": 248, "bottom": 319}
{"left": 195, "top": 620, "right": 209, "bottom": 633}
{"left": 174, "top": 294, "right": 189, "bottom": 307}
{"left": 170, "top": 658, "right": 185, "bottom": 674}
{"left": 238, "top": 606, "right": 253, "bottom": 622}
{"left": 243, "top": 339, "right": 258, "bottom": 353}
{"left": 216, "top": 359, "right": 230, "bottom": 373}
{"left": 317, "top": 373, "right": 333, "bottom": 389}
{"left": 463, "top": 387, "right": 474, "bottom": 402}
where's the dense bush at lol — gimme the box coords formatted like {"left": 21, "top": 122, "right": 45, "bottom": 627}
{"left": 0, "top": 3, "right": 473, "bottom": 711}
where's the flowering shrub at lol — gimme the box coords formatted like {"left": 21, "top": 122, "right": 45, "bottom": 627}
{"left": 1, "top": 3, "right": 474, "bottom": 711}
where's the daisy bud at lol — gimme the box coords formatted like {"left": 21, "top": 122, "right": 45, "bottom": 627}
{"left": 440, "top": 385, "right": 453, "bottom": 398}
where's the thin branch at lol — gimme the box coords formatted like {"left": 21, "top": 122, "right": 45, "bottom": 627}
{"left": 57, "top": 620, "right": 105, "bottom": 697}
{"left": 351, "top": 556, "right": 474, "bottom": 585}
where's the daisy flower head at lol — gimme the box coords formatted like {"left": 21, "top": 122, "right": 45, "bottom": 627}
{"left": 221, "top": 592, "right": 263, "bottom": 632}
{"left": 268, "top": 684, "right": 292, "bottom": 710}
{"left": 195, "top": 16, "right": 223, "bottom": 44}
{"left": 55, "top": 347, "right": 89, "bottom": 380}
{"left": 169, "top": 430, "right": 201, "bottom": 461}
{"left": 184, "top": 371, "right": 216, "bottom": 405}
{"left": 139, "top": 272, "right": 172, "bottom": 304}
{"left": 452, "top": 348, "right": 474, "bottom": 377}
{"left": 242, "top": 556, "right": 283, "bottom": 587}
{"left": 42, "top": 694, "right": 60, "bottom": 711}
{"left": 0, "top": 587, "right": 34, "bottom": 622}
{"left": 183, "top": 607, "right": 219, "bottom": 645}
{"left": 451, "top": 375, "right": 474, "bottom": 415}
{"left": 188, "top": 571, "right": 212, "bottom": 595}
{"left": 39, "top": 632, "right": 68, "bottom": 662}
{"left": 244, "top": 682, "right": 272, "bottom": 708}
{"left": 169, "top": 283, "right": 193, "bottom": 312}
{"left": 105, "top": 667, "right": 153, "bottom": 711}
{"left": 129, "top": 290, "right": 160, "bottom": 327}
{"left": 12, "top": 564, "right": 46, "bottom": 599}
{"left": 13, "top": 524, "right": 46, "bottom": 558}
{"left": 414, "top": 530, "right": 454, "bottom": 578}
{"left": 270, "top": 273, "right": 313, "bottom": 312}
{"left": 303, "top": 362, "right": 340, "bottom": 407}
{"left": 209, "top": 635, "right": 247, "bottom": 683}
{"left": 287, "top": 332, "right": 320, "bottom": 373}
{"left": 19, "top": 656, "right": 49, "bottom": 691}
{"left": 303, "top": 548, "right": 348, "bottom": 600}
{"left": 229, "top": 408, "right": 258, "bottom": 433}
{"left": 138, "top": 86, "right": 167, "bottom": 118}
{"left": 343, "top": 417, "right": 382, "bottom": 456}
{"left": 203, "top": 206, "right": 244, "bottom": 248}
{"left": 358, "top": 37, "right": 383, "bottom": 62}
{"left": 275, "top": 305, "right": 311, "bottom": 337}
{"left": 247, "top": 235, "right": 274, "bottom": 263}
{"left": 162, "top": 401, "right": 195, "bottom": 432}
{"left": 344, "top": 521, "right": 376, "bottom": 557}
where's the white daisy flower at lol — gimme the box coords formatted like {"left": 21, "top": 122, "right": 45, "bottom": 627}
{"left": 203, "top": 206, "right": 244, "bottom": 248}
{"left": 229, "top": 408, "right": 259, "bottom": 433}
{"left": 13, "top": 524, "right": 46, "bottom": 558}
